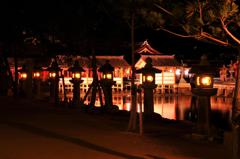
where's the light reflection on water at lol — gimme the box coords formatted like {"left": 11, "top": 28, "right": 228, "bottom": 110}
{"left": 62, "top": 91, "right": 233, "bottom": 123}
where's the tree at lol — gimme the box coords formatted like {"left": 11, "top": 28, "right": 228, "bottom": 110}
{"left": 113, "top": 0, "right": 155, "bottom": 132}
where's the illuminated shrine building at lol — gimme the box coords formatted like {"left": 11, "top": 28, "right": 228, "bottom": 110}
{"left": 135, "top": 40, "right": 181, "bottom": 90}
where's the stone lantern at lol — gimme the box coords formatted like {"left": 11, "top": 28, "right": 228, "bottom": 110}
{"left": 189, "top": 54, "right": 217, "bottom": 136}
{"left": 99, "top": 60, "right": 116, "bottom": 109}
{"left": 47, "top": 60, "right": 61, "bottom": 106}
{"left": 68, "top": 61, "right": 85, "bottom": 107}
{"left": 136, "top": 57, "right": 161, "bottom": 114}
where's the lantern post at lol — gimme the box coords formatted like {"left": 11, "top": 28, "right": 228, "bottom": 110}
{"left": 189, "top": 55, "right": 217, "bottom": 136}
{"left": 68, "top": 61, "right": 85, "bottom": 108}
{"left": 47, "top": 60, "right": 61, "bottom": 106}
{"left": 99, "top": 60, "right": 116, "bottom": 109}
{"left": 136, "top": 57, "right": 161, "bottom": 115}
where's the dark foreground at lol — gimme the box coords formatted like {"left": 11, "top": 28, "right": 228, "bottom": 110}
{"left": 0, "top": 96, "right": 234, "bottom": 159}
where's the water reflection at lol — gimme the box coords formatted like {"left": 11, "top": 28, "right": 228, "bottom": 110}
{"left": 61, "top": 91, "right": 232, "bottom": 125}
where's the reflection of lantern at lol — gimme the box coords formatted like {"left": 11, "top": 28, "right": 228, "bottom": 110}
{"left": 99, "top": 60, "right": 114, "bottom": 81}
{"left": 68, "top": 61, "right": 85, "bottom": 81}
{"left": 19, "top": 65, "right": 28, "bottom": 80}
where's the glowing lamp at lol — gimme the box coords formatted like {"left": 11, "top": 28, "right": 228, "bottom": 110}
{"left": 20, "top": 72, "right": 27, "bottom": 80}
{"left": 103, "top": 73, "right": 113, "bottom": 80}
{"left": 33, "top": 72, "right": 40, "bottom": 78}
{"left": 33, "top": 66, "right": 42, "bottom": 79}
{"left": 68, "top": 61, "right": 85, "bottom": 81}
{"left": 196, "top": 75, "right": 213, "bottom": 88}
{"left": 47, "top": 60, "right": 61, "bottom": 79}
{"left": 72, "top": 72, "right": 81, "bottom": 79}
{"left": 99, "top": 60, "right": 114, "bottom": 81}
{"left": 176, "top": 69, "right": 181, "bottom": 76}
{"left": 143, "top": 74, "right": 154, "bottom": 83}
{"left": 189, "top": 54, "right": 216, "bottom": 89}
{"left": 136, "top": 57, "right": 161, "bottom": 85}
{"left": 49, "top": 72, "right": 56, "bottom": 78}
{"left": 19, "top": 65, "right": 28, "bottom": 80}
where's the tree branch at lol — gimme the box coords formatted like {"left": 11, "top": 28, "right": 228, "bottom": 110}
{"left": 220, "top": 18, "right": 240, "bottom": 45}
{"left": 154, "top": 4, "right": 173, "bottom": 16}
{"left": 157, "top": 27, "right": 197, "bottom": 38}
{"left": 201, "top": 32, "right": 229, "bottom": 46}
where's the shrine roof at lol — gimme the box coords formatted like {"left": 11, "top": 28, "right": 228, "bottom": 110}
{"left": 135, "top": 40, "right": 162, "bottom": 55}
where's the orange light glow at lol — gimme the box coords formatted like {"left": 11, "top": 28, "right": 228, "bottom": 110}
{"left": 146, "top": 75, "right": 153, "bottom": 82}
{"left": 73, "top": 73, "right": 81, "bottom": 79}
{"left": 49, "top": 72, "right": 56, "bottom": 78}
{"left": 20, "top": 73, "right": 27, "bottom": 79}
{"left": 201, "top": 76, "right": 212, "bottom": 86}
{"left": 106, "top": 73, "right": 112, "bottom": 79}
{"left": 33, "top": 72, "right": 40, "bottom": 78}
{"left": 197, "top": 75, "right": 212, "bottom": 86}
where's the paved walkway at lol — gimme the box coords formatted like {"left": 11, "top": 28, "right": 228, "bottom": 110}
{"left": 0, "top": 97, "right": 233, "bottom": 159}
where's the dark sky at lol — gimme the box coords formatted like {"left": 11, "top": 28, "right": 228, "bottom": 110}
{"left": 0, "top": 0, "right": 238, "bottom": 64}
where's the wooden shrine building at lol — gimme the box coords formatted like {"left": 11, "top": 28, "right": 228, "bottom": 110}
{"left": 135, "top": 40, "right": 181, "bottom": 92}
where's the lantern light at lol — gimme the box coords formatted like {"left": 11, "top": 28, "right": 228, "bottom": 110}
{"left": 49, "top": 72, "right": 56, "bottom": 78}
{"left": 33, "top": 66, "right": 42, "bottom": 79}
{"left": 20, "top": 72, "right": 27, "bottom": 80}
{"left": 143, "top": 75, "right": 154, "bottom": 83}
{"left": 196, "top": 75, "right": 212, "bottom": 87}
{"left": 99, "top": 60, "right": 114, "bottom": 81}
{"left": 19, "top": 65, "right": 28, "bottom": 80}
{"left": 72, "top": 72, "right": 81, "bottom": 79}
{"left": 184, "top": 69, "right": 189, "bottom": 76}
{"left": 176, "top": 69, "right": 181, "bottom": 76}
{"left": 68, "top": 61, "right": 85, "bottom": 81}
{"left": 47, "top": 60, "right": 61, "bottom": 79}
{"left": 33, "top": 72, "right": 40, "bottom": 78}
{"left": 136, "top": 57, "right": 161, "bottom": 85}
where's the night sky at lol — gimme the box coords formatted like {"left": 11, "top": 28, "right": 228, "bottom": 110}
{"left": 0, "top": 0, "right": 238, "bottom": 64}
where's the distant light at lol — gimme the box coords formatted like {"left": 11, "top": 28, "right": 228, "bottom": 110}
{"left": 184, "top": 69, "right": 189, "bottom": 76}
{"left": 176, "top": 69, "right": 181, "bottom": 75}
